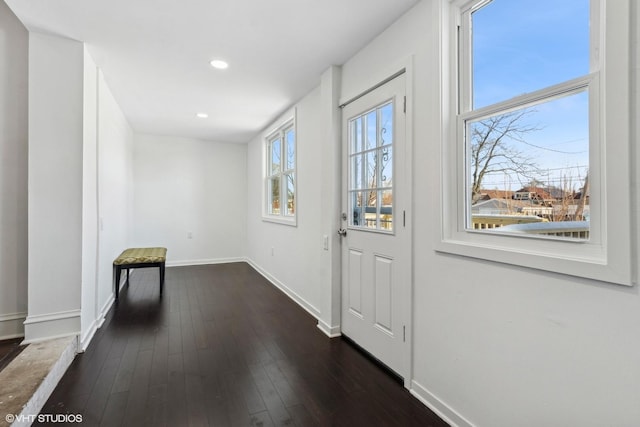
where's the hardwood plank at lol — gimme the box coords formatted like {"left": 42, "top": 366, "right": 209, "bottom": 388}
{"left": 201, "top": 373, "right": 230, "bottom": 427}
{"left": 122, "top": 349, "right": 153, "bottom": 426}
{"left": 110, "top": 336, "right": 141, "bottom": 394}
{"left": 166, "top": 353, "right": 187, "bottom": 427}
{"left": 223, "top": 369, "right": 266, "bottom": 416}
{"left": 145, "top": 383, "right": 168, "bottom": 427}
{"left": 82, "top": 356, "right": 122, "bottom": 425}
{"left": 99, "top": 391, "right": 128, "bottom": 427}
{"left": 262, "top": 361, "right": 301, "bottom": 408}
{"left": 148, "top": 326, "right": 169, "bottom": 386}
{"left": 248, "top": 410, "right": 275, "bottom": 427}
{"left": 286, "top": 404, "right": 319, "bottom": 427}
{"left": 185, "top": 373, "right": 208, "bottom": 427}
{"left": 248, "top": 363, "right": 293, "bottom": 426}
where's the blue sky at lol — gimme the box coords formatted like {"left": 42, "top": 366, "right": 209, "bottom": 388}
{"left": 472, "top": 0, "right": 590, "bottom": 190}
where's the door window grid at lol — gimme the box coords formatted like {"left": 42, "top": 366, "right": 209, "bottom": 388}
{"left": 348, "top": 101, "right": 394, "bottom": 232}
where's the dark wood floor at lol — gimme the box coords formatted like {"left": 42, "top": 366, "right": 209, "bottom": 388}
{"left": 36, "top": 263, "right": 448, "bottom": 427}
{"left": 0, "top": 337, "right": 25, "bottom": 372}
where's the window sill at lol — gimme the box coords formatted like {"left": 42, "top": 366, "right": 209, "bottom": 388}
{"left": 262, "top": 216, "right": 297, "bottom": 227}
{"left": 435, "top": 232, "right": 632, "bottom": 286}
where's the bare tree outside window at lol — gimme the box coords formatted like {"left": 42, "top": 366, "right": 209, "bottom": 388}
{"left": 469, "top": 109, "right": 541, "bottom": 201}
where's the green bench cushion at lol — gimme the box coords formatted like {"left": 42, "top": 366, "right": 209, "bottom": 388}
{"left": 114, "top": 247, "right": 167, "bottom": 265}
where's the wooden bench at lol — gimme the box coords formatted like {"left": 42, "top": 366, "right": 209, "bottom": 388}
{"left": 113, "top": 247, "right": 167, "bottom": 300}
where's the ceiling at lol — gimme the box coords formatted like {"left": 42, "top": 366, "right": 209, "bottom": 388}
{"left": 5, "top": 0, "right": 419, "bottom": 143}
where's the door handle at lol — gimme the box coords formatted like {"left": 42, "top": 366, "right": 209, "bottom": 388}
{"left": 338, "top": 228, "right": 347, "bottom": 237}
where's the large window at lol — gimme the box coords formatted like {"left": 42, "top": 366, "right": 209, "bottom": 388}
{"left": 461, "top": 0, "right": 591, "bottom": 240}
{"left": 440, "top": 0, "right": 633, "bottom": 285}
{"left": 264, "top": 118, "right": 296, "bottom": 224}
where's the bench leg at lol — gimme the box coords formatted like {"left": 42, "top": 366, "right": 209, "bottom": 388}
{"left": 159, "top": 262, "right": 165, "bottom": 295}
{"left": 126, "top": 268, "right": 130, "bottom": 286}
{"left": 114, "top": 265, "right": 122, "bottom": 300}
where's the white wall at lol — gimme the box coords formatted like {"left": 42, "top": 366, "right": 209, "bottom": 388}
{"left": 339, "top": 1, "right": 640, "bottom": 426}
{"left": 3, "top": 24, "right": 132, "bottom": 346}
{"left": 25, "top": 32, "right": 84, "bottom": 342}
{"left": 0, "top": 1, "right": 28, "bottom": 340}
{"left": 246, "top": 87, "right": 328, "bottom": 320}
{"left": 80, "top": 52, "right": 134, "bottom": 350}
{"left": 96, "top": 71, "right": 134, "bottom": 315}
{"left": 132, "top": 134, "right": 247, "bottom": 265}
{"left": 81, "top": 47, "right": 99, "bottom": 348}
{"left": 318, "top": 66, "right": 342, "bottom": 335}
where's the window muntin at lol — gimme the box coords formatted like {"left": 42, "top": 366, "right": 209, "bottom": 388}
{"left": 265, "top": 120, "right": 295, "bottom": 222}
{"left": 460, "top": 0, "right": 592, "bottom": 240}
{"left": 348, "top": 101, "right": 394, "bottom": 232}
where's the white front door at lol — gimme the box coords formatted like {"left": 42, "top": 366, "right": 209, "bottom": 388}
{"left": 340, "top": 74, "right": 410, "bottom": 380}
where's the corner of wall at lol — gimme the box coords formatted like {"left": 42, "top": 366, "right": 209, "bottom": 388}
{"left": 0, "top": 0, "right": 29, "bottom": 343}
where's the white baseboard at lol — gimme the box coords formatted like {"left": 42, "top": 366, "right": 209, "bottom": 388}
{"left": 80, "top": 294, "right": 115, "bottom": 352}
{"left": 0, "top": 312, "right": 27, "bottom": 340}
{"left": 167, "top": 257, "right": 245, "bottom": 267}
{"left": 317, "top": 319, "right": 342, "bottom": 338}
{"left": 410, "top": 379, "right": 475, "bottom": 427}
{"left": 22, "top": 310, "right": 81, "bottom": 345}
{"left": 245, "top": 258, "right": 321, "bottom": 320}
{"left": 79, "top": 319, "right": 98, "bottom": 353}
{"left": 97, "top": 293, "right": 115, "bottom": 329}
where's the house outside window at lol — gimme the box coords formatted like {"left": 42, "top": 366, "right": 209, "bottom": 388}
{"left": 264, "top": 118, "right": 296, "bottom": 225}
{"left": 439, "top": 0, "right": 633, "bottom": 285}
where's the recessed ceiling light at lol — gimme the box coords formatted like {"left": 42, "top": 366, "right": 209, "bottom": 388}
{"left": 196, "top": 113, "right": 208, "bottom": 118}
{"left": 210, "top": 59, "right": 229, "bottom": 70}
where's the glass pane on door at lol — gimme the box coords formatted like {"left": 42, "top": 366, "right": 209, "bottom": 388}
{"left": 348, "top": 100, "right": 394, "bottom": 232}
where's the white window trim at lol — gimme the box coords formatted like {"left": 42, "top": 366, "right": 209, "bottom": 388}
{"left": 263, "top": 112, "right": 297, "bottom": 226}
{"left": 438, "top": 0, "right": 634, "bottom": 286}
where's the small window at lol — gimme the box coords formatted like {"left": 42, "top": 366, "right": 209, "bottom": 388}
{"left": 264, "top": 118, "right": 296, "bottom": 224}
